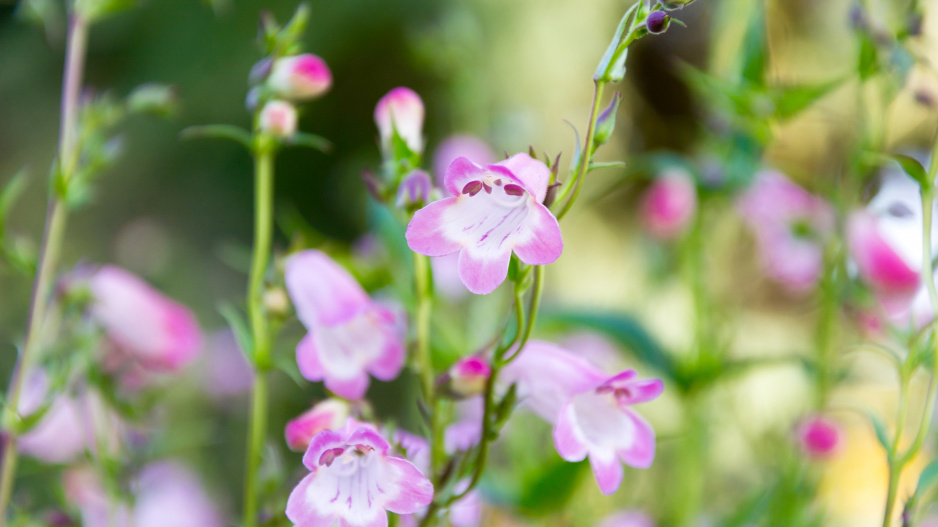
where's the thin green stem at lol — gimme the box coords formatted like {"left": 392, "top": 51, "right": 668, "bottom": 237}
{"left": 815, "top": 243, "right": 840, "bottom": 409}
{"left": 242, "top": 145, "right": 275, "bottom": 527}
{"left": 555, "top": 81, "right": 606, "bottom": 221}
{"left": 0, "top": 14, "right": 88, "bottom": 525}
{"left": 413, "top": 252, "right": 440, "bottom": 472}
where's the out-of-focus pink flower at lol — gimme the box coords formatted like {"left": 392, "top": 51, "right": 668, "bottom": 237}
{"left": 432, "top": 135, "right": 496, "bottom": 187}
{"left": 406, "top": 154, "right": 563, "bottom": 295}
{"left": 285, "top": 250, "right": 406, "bottom": 399}
{"left": 561, "top": 331, "right": 626, "bottom": 372}
{"left": 286, "top": 419, "right": 433, "bottom": 527}
{"left": 848, "top": 210, "right": 920, "bottom": 310}
{"left": 19, "top": 370, "right": 123, "bottom": 464}
{"left": 444, "top": 396, "right": 484, "bottom": 454}
{"left": 267, "top": 54, "right": 332, "bottom": 101}
{"left": 797, "top": 415, "right": 843, "bottom": 459}
{"left": 446, "top": 356, "right": 491, "bottom": 398}
{"left": 737, "top": 170, "right": 835, "bottom": 294}
{"left": 397, "top": 170, "right": 433, "bottom": 209}
{"left": 89, "top": 265, "right": 202, "bottom": 373}
{"left": 64, "top": 467, "right": 132, "bottom": 527}
{"left": 431, "top": 253, "right": 466, "bottom": 301}
{"left": 640, "top": 169, "right": 697, "bottom": 240}
{"left": 285, "top": 399, "right": 351, "bottom": 451}
{"left": 258, "top": 100, "right": 297, "bottom": 138}
{"left": 501, "top": 341, "right": 663, "bottom": 495}
{"left": 596, "top": 510, "right": 656, "bottom": 527}
{"left": 375, "top": 87, "right": 425, "bottom": 154}
{"left": 134, "top": 462, "right": 225, "bottom": 527}
{"left": 203, "top": 330, "right": 254, "bottom": 400}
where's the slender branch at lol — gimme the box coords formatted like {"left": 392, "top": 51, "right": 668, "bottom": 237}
{"left": 555, "top": 81, "right": 606, "bottom": 221}
{"left": 0, "top": 14, "right": 88, "bottom": 525}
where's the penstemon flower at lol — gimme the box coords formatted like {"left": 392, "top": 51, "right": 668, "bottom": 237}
{"left": 285, "top": 419, "right": 434, "bottom": 527}
{"left": 796, "top": 415, "right": 843, "bottom": 459}
{"left": 444, "top": 356, "right": 491, "bottom": 398}
{"left": 267, "top": 54, "right": 333, "bottom": 101}
{"left": 285, "top": 250, "right": 406, "bottom": 399}
{"left": 640, "top": 168, "right": 697, "bottom": 240}
{"left": 501, "top": 341, "right": 662, "bottom": 494}
{"left": 431, "top": 135, "right": 496, "bottom": 187}
{"left": 736, "top": 170, "right": 835, "bottom": 293}
{"left": 375, "top": 87, "right": 425, "bottom": 155}
{"left": 258, "top": 100, "right": 298, "bottom": 138}
{"left": 406, "top": 154, "right": 563, "bottom": 294}
{"left": 285, "top": 399, "right": 352, "bottom": 451}
{"left": 87, "top": 265, "right": 202, "bottom": 373}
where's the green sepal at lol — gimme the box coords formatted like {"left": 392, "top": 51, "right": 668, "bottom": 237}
{"left": 180, "top": 125, "right": 253, "bottom": 151}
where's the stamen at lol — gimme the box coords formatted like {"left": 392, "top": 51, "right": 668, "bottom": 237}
{"left": 319, "top": 447, "right": 345, "bottom": 467}
{"left": 503, "top": 184, "right": 524, "bottom": 196}
{"left": 483, "top": 183, "right": 493, "bottom": 194}
{"left": 494, "top": 179, "right": 503, "bottom": 186}
{"left": 462, "top": 180, "right": 483, "bottom": 196}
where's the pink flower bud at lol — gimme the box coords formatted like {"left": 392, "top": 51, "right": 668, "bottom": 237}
{"left": 448, "top": 356, "right": 491, "bottom": 398}
{"left": 396, "top": 170, "right": 433, "bottom": 209}
{"left": 284, "top": 399, "right": 351, "bottom": 451}
{"left": 797, "top": 415, "right": 842, "bottom": 459}
{"left": 640, "top": 169, "right": 697, "bottom": 240}
{"left": 258, "top": 100, "right": 297, "bottom": 138}
{"left": 375, "top": 87, "right": 425, "bottom": 155}
{"left": 848, "top": 210, "right": 920, "bottom": 305}
{"left": 267, "top": 54, "right": 332, "bottom": 101}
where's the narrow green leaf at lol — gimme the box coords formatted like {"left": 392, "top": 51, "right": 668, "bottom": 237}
{"left": 593, "top": 2, "right": 640, "bottom": 82}
{"left": 286, "top": 133, "right": 333, "bottom": 153}
{"left": 588, "top": 161, "right": 627, "bottom": 172}
{"left": 916, "top": 460, "right": 938, "bottom": 497}
{"left": 0, "top": 169, "right": 29, "bottom": 220}
{"left": 180, "top": 125, "right": 253, "bottom": 150}
{"left": 867, "top": 411, "right": 891, "bottom": 452}
{"left": 218, "top": 303, "right": 254, "bottom": 366}
{"left": 886, "top": 154, "right": 930, "bottom": 190}
{"left": 858, "top": 33, "right": 879, "bottom": 80}
{"left": 771, "top": 78, "right": 845, "bottom": 120}
{"left": 273, "top": 354, "right": 305, "bottom": 388}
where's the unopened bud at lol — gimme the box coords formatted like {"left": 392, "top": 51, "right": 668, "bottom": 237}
{"left": 593, "top": 92, "right": 622, "bottom": 147}
{"left": 645, "top": 11, "right": 670, "bottom": 34}
{"left": 127, "top": 84, "right": 177, "bottom": 116}
{"left": 262, "top": 287, "right": 290, "bottom": 317}
{"left": 640, "top": 169, "right": 697, "bottom": 240}
{"left": 267, "top": 54, "right": 332, "bottom": 101}
{"left": 258, "top": 100, "right": 297, "bottom": 138}
{"left": 796, "top": 415, "right": 843, "bottom": 459}
{"left": 445, "top": 356, "right": 491, "bottom": 398}
{"left": 396, "top": 170, "right": 432, "bottom": 210}
{"left": 284, "top": 399, "right": 351, "bottom": 451}
{"left": 375, "top": 87, "right": 425, "bottom": 155}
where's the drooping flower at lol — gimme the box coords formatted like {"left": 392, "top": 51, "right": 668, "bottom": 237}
{"left": 640, "top": 169, "right": 697, "bottom": 240}
{"left": 285, "top": 399, "right": 352, "bottom": 451}
{"left": 259, "top": 100, "right": 298, "bottom": 138}
{"left": 88, "top": 265, "right": 202, "bottom": 373}
{"left": 406, "top": 154, "right": 563, "bottom": 294}
{"left": 736, "top": 170, "right": 835, "bottom": 294}
{"left": 797, "top": 415, "right": 843, "bottom": 459}
{"left": 285, "top": 250, "right": 406, "bottom": 399}
{"left": 286, "top": 419, "right": 434, "bottom": 527}
{"left": 501, "top": 341, "right": 663, "bottom": 495}
{"left": 267, "top": 54, "right": 332, "bottom": 101}
{"left": 375, "top": 87, "right": 425, "bottom": 155}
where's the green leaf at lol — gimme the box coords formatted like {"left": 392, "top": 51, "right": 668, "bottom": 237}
{"left": 886, "top": 154, "right": 930, "bottom": 190}
{"left": 587, "top": 160, "right": 627, "bottom": 172}
{"left": 0, "top": 169, "right": 28, "bottom": 221}
{"left": 593, "top": 2, "right": 640, "bottom": 83}
{"left": 516, "top": 458, "right": 588, "bottom": 515}
{"left": 916, "top": 460, "right": 938, "bottom": 497}
{"left": 867, "top": 411, "right": 891, "bottom": 452}
{"left": 274, "top": 354, "right": 305, "bottom": 388}
{"left": 739, "top": 0, "right": 766, "bottom": 87}
{"left": 74, "top": 0, "right": 134, "bottom": 22}
{"left": 771, "top": 78, "right": 845, "bottom": 120}
{"left": 286, "top": 132, "right": 333, "bottom": 153}
{"left": 218, "top": 302, "right": 254, "bottom": 366}
{"left": 858, "top": 33, "right": 879, "bottom": 80}
{"left": 180, "top": 125, "right": 253, "bottom": 150}
{"left": 492, "top": 383, "right": 518, "bottom": 430}
{"left": 274, "top": 3, "right": 311, "bottom": 56}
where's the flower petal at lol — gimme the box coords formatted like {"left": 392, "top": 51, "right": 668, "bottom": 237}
{"left": 406, "top": 198, "right": 463, "bottom": 257}
{"left": 324, "top": 371, "right": 370, "bottom": 400}
{"left": 286, "top": 250, "right": 371, "bottom": 327}
{"left": 303, "top": 429, "right": 346, "bottom": 470}
{"left": 599, "top": 372, "right": 663, "bottom": 405}
{"left": 296, "top": 333, "right": 325, "bottom": 382}
{"left": 362, "top": 307, "right": 405, "bottom": 382}
{"left": 494, "top": 153, "right": 550, "bottom": 203}
{"left": 617, "top": 410, "right": 656, "bottom": 469}
{"left": 848, "top": 210, "right": 920, "bottom": 296}
{"left": 512, "top": 202, "right": 563, "bottom": 265}
{"left": 285, "top": 473, "right": 339, "bottom": 526}
{"left": 590, "top": 451, "right": 624, "bottom": 495}
{"left": 443, "top": 157, "right": 488, "bottom": 197}
{"left": 458, "top": 247, "right": 511, "bottom": 295}
{"left": 382, "top": 457, "right": 434, "bottom": 514}
{"left": 347, "top": 427, "right": 391, "bottom": 456}
{"left": 553, "top": 402, "right": 588, "bottom": 462}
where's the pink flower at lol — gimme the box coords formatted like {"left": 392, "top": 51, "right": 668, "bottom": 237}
{"left": 375, "top": 87, "right": 425, "bottom": 154}
{"left": 134, "top": 462, "right": 225, "bottom": 527}
{"left": 432, "top": 135, "right": 496, "bottom": 187}
{"left": 796, "top": 415, "right": 843, "bottom": 459}
{"left": 446, "top": 356, "right": 491, "bottom": 398}
{"left": 596, "top": 511, "right": 655, "bottom": 527}
{"left": 640, "top": 169, "right": 697, "bottom": 240}
{"left": 88, "top": 265, "right": 202, "bottom": 372}
{"left": 406, "top": 154, "right": 563, "bottom": 294}
{"left": 18, "top": 370, "right": 123, "bottom": 464}
{"left": 64, "top": 467, "right": 133, "bottom": 527}
{"left": 267, "top": 54, "right": 332, "bottom": 101}
{"left": 285, "top": 399, "right": 352, "bottom": 451}
{"left": 444, "top": 396, "right": 484, "bottom": 454}
{"left": 202, "top": 329, "right": 254, "bottom": 400}
{"left": 286, "top": 419, "right": 434, "bottom": 527}
{"left": 501, "top": 341, "right": 662, "bottom": 495}
{"left": 397, "top": 170, "right": 433, "bottom": 209}
{"left": 285, "top": 250, "right": 406, "bottom": 399}
{"left": 736, "top": 170, "right": 835, "bottom": 293}
{"left": 258, "top": 100, "right": 298, "bottom": 137}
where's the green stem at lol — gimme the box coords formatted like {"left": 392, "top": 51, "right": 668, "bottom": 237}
{"left": 242, "top": 145, "right": 275, "bottom": 527}
{"left": 815, "top": 243, "right": 840, "bottom": 409}
{"left": 0, "top": 14, "right": 88, "bottom": 525}
{"left": 413, "top": 252, "right": 440, "bottom": 472}
{"left": 555, "top": 80, "right": 606, "bottom": 221}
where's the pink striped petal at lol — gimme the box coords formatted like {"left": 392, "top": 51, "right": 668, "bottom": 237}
{"left": 553, "top": 403, "right": 588, "bottom": 461}
{"left": 383, "top": 457, "right": 435, "bottom": 514}
{"left": 458, "top": 248, "right": 512, "bottom": 295}
{"left": 406, "top": 198, "right": 463, "bottom": 257}
{"left": 512, "top": 202, "right": 563, "bottom": 265}
{"left": 286, "top": 250, "right": 371, "bottom": 327}
{"left": 494, "top": 153, "right": 550, "bottom": 203}
{"left": 617, "top": 410, "right": 656, "bottom": 469}
{"left": 590, "top": 452, "right": 624, "bottom": 495}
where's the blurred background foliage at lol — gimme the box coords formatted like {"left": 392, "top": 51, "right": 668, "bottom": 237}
{"left": 1, "top": 0, "right": 938, "bottom": 525}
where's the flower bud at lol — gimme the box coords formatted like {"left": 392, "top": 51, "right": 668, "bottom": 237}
{"left": 396, "top": 170, "right": 432, "bottom": 210}
{"left": 375, "top": 87, "right": 425, "bottom": 155}
{"left": 645, "top": 11, "right": 670, "bottom": 34}
{"left": 593, "top": 92, "right": 622, "bottom": 147}
{"left": 258, "top": 100, "right": 298, "bottom": 138}
{"left": 262, "top": 287, "right": 291, "bottom": 317}
{"left": 267, "top": 54, "right": 332, "bottom": 101}
{"left": 797, "top": 415, "right": 842, "bottom": 459}
{"left": 284, "top": 399, "right": 351, "bottom": 451}
{"left": 445, "top": 356, "right": 491, "bottom": 398}
{"left": 640, "top": 169, "right": 697, "bottom": 240}
{"left": 127, "top": 84, "right": 177, "bottom": 116}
